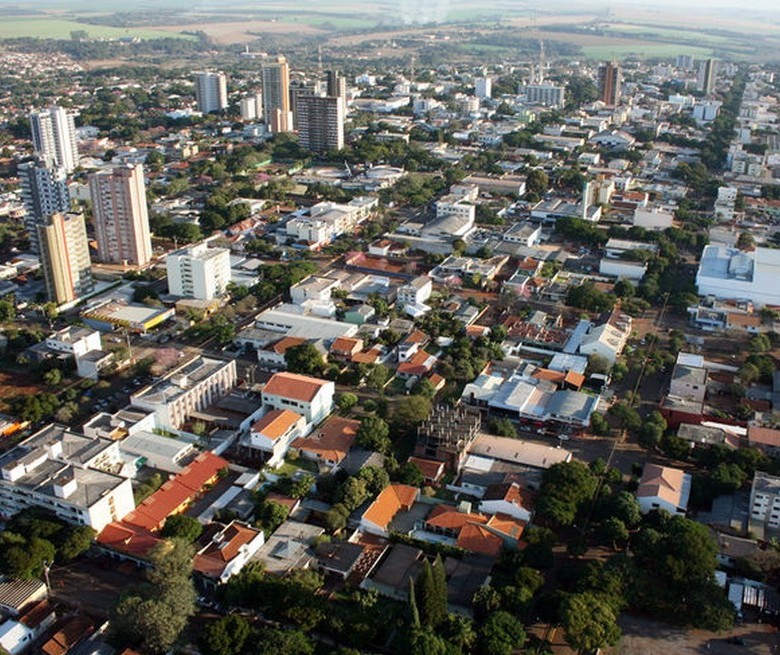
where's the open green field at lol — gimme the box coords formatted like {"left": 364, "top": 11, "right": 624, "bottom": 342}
{"left": 581, "top": 44, "right": 715, "bottom": 60}
{"left": 0, "top": 17, "right": 191, "bottom": 40}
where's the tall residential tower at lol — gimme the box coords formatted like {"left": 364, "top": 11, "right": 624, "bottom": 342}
{"left": 89, "top": 164, "right": 153, "bottom": 267}
{"left": 195, "top": 72, "right": 229, "bottom": 114}
{"left": 296, "top": 95, "right": 345, "bottom": 153}
{"left": 598, "top": 61, "right": 622, "bottom": 106}
{"left": 29, "top": 106, "right": 79, "bottom": 173}
{"left": 261, "top": 56, "right": 292, "bottom": 133}
{"left": 18, "top": 158, "right": 70, "bottom": 253}
{"left": 38, "top": 212, "right": 94, "bottom": 305}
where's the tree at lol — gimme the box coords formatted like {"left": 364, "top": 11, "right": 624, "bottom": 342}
{"left": 590, "top": 412, "right": 610, "bottom": 436}
{"left": 477, "top": 611, "right": 526, "bottom": 655}
{"left": 257, "top": 627, "right": 315, "bottom": 655}
{"left": 364, "top": 364, "right": 391, "bottom": 391}
{"left": 199, "top": 615, "right": 251, "bottom": 655}
{"left": 161, "top": 515, "right": 203, "bottom": 542}
{"left": 736, "top": 231, "right": 754, "bottom": 251}
{"left": 357, "top": 465, "right": 390, "bottom": 495}
{"left": 0, "top": 300, "right": 16, "bottom": 322}
{"left": 489, "top": 417, "right": 517, "bottom": 438}
{"left": 415, "top": 558, "right": 447, "bottom": 628}
{"left": 614, "top": 279, "right": 635, "bottom": 299}
{"left": 356, "top": 416, "right": 391, "bottom": 453}
{"left": 393, "top": 395, "right": 432, "bottom": 428}
{"left": 42, "top": 368, "right": 63, "bottom": 386}
{"left": 587, "top": 354, "right": 610, "bottom": 375}
{"left": 526, "top": 169, "right": 549, "bottom": 197}
{"left": 337, "top": 392, "right": 358, "bottom": 411}
{"left": 566, "top": 282, "right": 615, "bottom": 313}
{"left": 601, "top": 517, "right": 629, "bottom": 550}
{"left": 256, "top": 499, "right": 289, "bottom": 536}
{"left": 58, "top": 526, "right": 96, "bottom": 562}
{"left": 536, "top": 461, "right": 598, "bottom": 526}
{"left": 608, "top": 491, "right": 642, "bottom": 528}
{"left": 284, "top": 343, "right": 325, "bottom": 376}
{"left": 560, "top": 592, "right": 621, "bottom": 654}
{"left": 396, "top": 461, "right": 424, "bottom": 487}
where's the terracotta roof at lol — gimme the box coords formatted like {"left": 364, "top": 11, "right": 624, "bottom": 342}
{"left": 251, "top": 409, "right": 304, "bottom": 441}
{"left": 352, "top": 346, "right": 382, "bottom": 364}
{"left": 263, "top": 372, "right": 331, "bottom": 402}
{"left": 428, "top": 373, "right": 446, "bottom": 389}
{"left": 456, "top": 523, "right": 503, "bottom": 557}
{"left": 96, "top": 521, "right": 162, "bottom": 559}
{"left": 564, "top": 371, "right": 586, "bottom": 389}
{"left": 425, "top": 504, "right": 488, "bottom": 531}
{"left": 402, "top": 329, "right": 429, "bottom": 345}
{"left": 408, "top": 456, "right": 445, "bottom": 482}
{"left": 193, "top": 521, "right": 262, "bottom": 579}
{"left": 265, "top": 492, "right": 299, "bottom": 512}
{"left": 398, "top": 350, "right": 436, "bottom": 376}
{"left": 727, "top": 313, "right": 762, "bottom": 328}
{"left": 486, "top": 513, "right": 526, "bottom": 540}
{"left": 362, "top": 484, "right": 419, "bottom": 530}
{"left": 19, "top": 600, "right": 53, "bottom": 628}
{"left": 749, "top": 426, "right": 780, "bottom": 447}
{"left": 41, "top": 616, "right": 94, "bottom": 655}
{"left": 482, "top": 482, "right": 536, "bottom": 511}
{"left": 291, "top": 415, "right": 358, "bottom": 463}
{"left": 637, "top": 464, "right": 688, "bottom": 507}
{"left": 466, "top": 325, "right": 491, "bottom": 337}
{"left": 272, "top": 336, "right": 306, "bottom": 354}
{"left": 331, "top": 337, "right": 363, "bottom": 356}
{"left": 532, "top": 368, "right": 566, "bottom": 384}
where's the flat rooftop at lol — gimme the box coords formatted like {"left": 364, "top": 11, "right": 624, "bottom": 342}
{"left": 132, "top": 357, "right": 231, "bottom": 406}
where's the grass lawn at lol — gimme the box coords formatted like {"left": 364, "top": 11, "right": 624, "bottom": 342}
{"left": 0, "top": 17, "right": 191, "bottom": 40}
{"left": 275, "top": 457, "right": 319, "bottom": 477}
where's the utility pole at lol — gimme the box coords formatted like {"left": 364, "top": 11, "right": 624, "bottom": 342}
{"left": 42, "top": 561, "right": 52, "bottom": 592}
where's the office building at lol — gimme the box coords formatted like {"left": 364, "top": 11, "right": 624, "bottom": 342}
{"left": 239, "top": 92, "right": 263, "bottom": 121}
{"left": 195, "top": 71, "right": 228, "bottom": 114}
{"left": 18, "top": 159, "right": 70, "bottom": 254}
{"left": 38, "top": 212, "right": 93, "bottom": 305}
{"left": 0, "top": 424, "right": 135, "bottom": 532}
{"left": 89, "top": 164, "right": 152, "bottom": 267}
{"left": 475, "top": 77, "right": 492, "bottom": 99}
{"left": 29, "top": 106, "right": 78, "bottom": 173}
{"left": 698, "top": 58, "right": 718, "bottom": 95}
{"left": 131, "top": 356, "right": 237, "bottom": 430}
{"left": 261, "top": 56, "right": 292, "bottom": 133}
{"left": 296, "top": 95, "right": 345, "bottom": 153}
{"left": 166, "top": 241, "right": 231, "bottom": 300}
{"left": 597, "top": 61, "right": 622, "bottom": 106}
{"left": 522, "top": 83, "right": 566, "bottom": 108}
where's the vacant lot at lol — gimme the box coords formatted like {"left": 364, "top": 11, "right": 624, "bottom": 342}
{"left": 0, "top": 370, "right": 41, "bottom": 413}
{"left": 608, "top": 614, "right": 779, "bottom": 655}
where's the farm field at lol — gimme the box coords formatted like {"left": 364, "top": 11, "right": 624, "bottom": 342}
{"left": 0, "top": 17, "right": 192, "bottom": 40}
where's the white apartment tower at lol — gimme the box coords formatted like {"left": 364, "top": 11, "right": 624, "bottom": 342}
{"left": 475, "top": 77, "right": 492, "bottom": 100}
{"left": 296, "top": 95, "right": 345, "bottom": 153}
{"left": 239, "top": 92, "right": 263, "bottom": 121}
{"left": 166, "top": 241, "right": 231, "bottom": 300}
{"left": 262, "top": 56, "right": 292, "bottom": 133}
{"left": 37, "top": 212, "right": 94, "bottom": 305}
{"left": 195, "top": 71, "right": 229, "bottom": 114}
{"left": 18, "top": 158, "right": 71, "bottom": 254}
{"left": 29, "top": 106, "right": 79, "bottom": 173}
{"left": 89, "top": 164, "right": 153, "bottom": 267}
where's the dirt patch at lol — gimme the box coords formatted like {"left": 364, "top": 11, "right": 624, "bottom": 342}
{"left": 609, "top": 614, "right": 779, "bottom": 655}
{"left": 154, "top": 20, "right": 326, "bottom": 44}
{"left": 0, "top": 370, "right": 41, "bottom": 412}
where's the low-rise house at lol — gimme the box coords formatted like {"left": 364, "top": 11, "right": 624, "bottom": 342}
{"left": 360, "top": 484, "right": 420, "bottom": 537}
{"left": 0, "top": 578, "right": 47, "bottom": 616}
{"left": 579, "top": 307, "right": 632, "bottom": 365}
{"left": 256, "top": 336, "right": 306, "bottom": 370}
{"left": 407, "top": 457, "right": 445, "bottom": 485}
{"left": 255, "top": 520, "right": 324, "bottom": 575}
{"left": 397, "top": 350, "right": 437, "bottom": 380}
{"left": 261, "top": 372, "right": 335, "bottom": 426}
{"left": 330, "top": 337, "right": 364, "bottom": 362}
{"left": 0, "top": 600, "right": 56, "bottom": 655}
{"left": 748, "top": 426, "right": 780, "bottom": 458}
{"left": 246, "top": 409, "right": 307, "bottom": 468}
{"left": 636, "top": 464, "right": 691, "bottom": 515}
{"left": 291, "top": 415, "right": 359, "bottom": 468}
{"left": 193, "top": 520, "right": 265, "bottom": 587}
{"left": 478, "top": 482, "right": 535, "bottom": 522}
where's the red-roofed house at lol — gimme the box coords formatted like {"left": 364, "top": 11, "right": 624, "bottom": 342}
{"left": 408, "top": 457, "right": 445, "bottom": 485}
{"left": 748, "top": 426, "right": 780, "bottom": 457}
{"left": 262, "top": 372, "right": 335, "bottom": 425}
{"left": 292, "top": 415, "right": 359, "bottom": 467}
{"left": 257, "top": 336, "right": 306, "bottom": 370}
{"left": 456, "top": 522, "right": 503, "bottom": 558}
{"left": 360, "top": 484, "right": 419, "bottom": 536}
{"left": 193, "top": 520, "right": 265, "bottom": 586}
{"left": 479, "top": 482, "right": 536, "bottom": 522}
{"left": 397, "top": 350, "right": 437, "bottom": 380}
{"left": 330, "top": 337, "right": 364, "bottom": 361}
{"left": 247, "top": 409, "right": 307, "bottom": 468}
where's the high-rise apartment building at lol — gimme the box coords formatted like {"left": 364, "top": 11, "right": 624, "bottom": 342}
{"left": 195, "top": 71, "right": 229, "bottom": 114}
{"left": 89, "top": 164, "right": 152, "bottom": 267}
{"left": 239, "top": 92, "right": 263, "bottom": 121}
{"left": 326, "top": 69, "right": 347, "bottom": 113}
{"left": 261, "top": 56, "right": 292, "bottom": 133}
{"left": 18, "top": 158, "right": 70, "bottom": 254}
{"left": 29, "top": 106, "right": 79, "bottom": 173}
{"left": 698, "top": 58, "right": 718, "bottom": 95}
{"left": 475, "top": 77, "right": 492, "bottom": 100}
{"left": 522, "top": 83, "right": 566, "bottom": 108}
{"left": 166, "top": 241, "right": 231, "bottom": 300}
{"left": 37, "top": 212, "right": 93, "bottom": 305}
{"left": 597, "top": 61, "right": 622, "bottom": 106}
{"left": 296, "top": 95, "right": 345, "bottom": 153}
